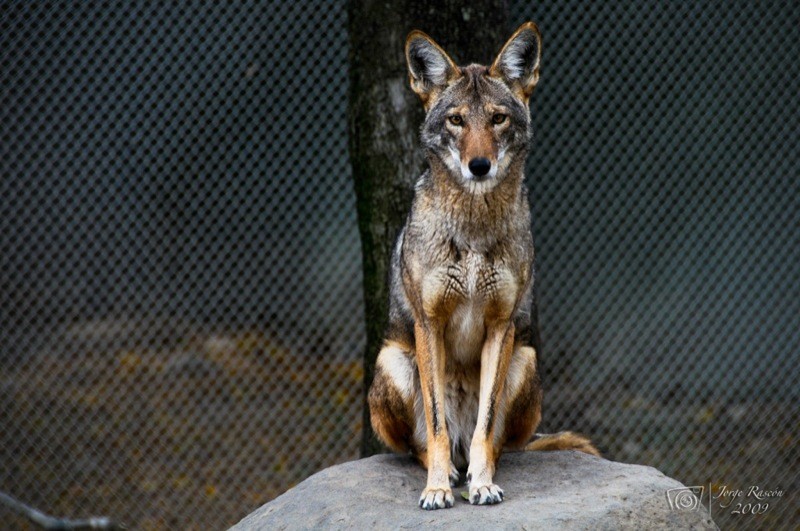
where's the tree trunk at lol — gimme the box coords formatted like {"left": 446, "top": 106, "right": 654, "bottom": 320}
{"left": 348, "top": 0, "right": 522, "bottom": 457}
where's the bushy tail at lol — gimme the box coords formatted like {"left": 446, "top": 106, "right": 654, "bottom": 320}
{"left": 524, "top": 431, "right": 601, "bottom": 457}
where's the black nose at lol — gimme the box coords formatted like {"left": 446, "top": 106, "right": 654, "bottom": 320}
{"left": 468, "top": 157, "right": 491, "bottom": 177}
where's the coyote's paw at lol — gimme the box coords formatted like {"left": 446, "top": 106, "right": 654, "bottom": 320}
{"left": 468, "top": 482, "right": 504, "bottom": 505}
{"left": 418, "top": 487, "right": 454, "bottom": 510}
{"left": 449, "top": 462, "right": 461, "bottom": 487}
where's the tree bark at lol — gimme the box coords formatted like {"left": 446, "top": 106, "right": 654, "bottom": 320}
{"left": 348, "top": 0, "right": 521, "bottom": 456}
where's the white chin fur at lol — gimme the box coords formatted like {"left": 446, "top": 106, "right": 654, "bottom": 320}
{"left": 464, "top": 177, "right": 499, "bottom": 194}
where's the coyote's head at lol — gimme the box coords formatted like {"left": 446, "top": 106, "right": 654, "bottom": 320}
{"left": 406, "top": 23, "right": 542, "bottom": 193}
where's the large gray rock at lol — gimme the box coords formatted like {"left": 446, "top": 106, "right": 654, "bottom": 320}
{"left": 232, "top": 451, "right": 717, "bottom": 530}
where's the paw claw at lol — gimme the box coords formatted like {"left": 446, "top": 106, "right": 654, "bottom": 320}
{"left": 419, "top": 487, "right": 454, "bottom": 510}
{"left": 468, "top": 484, "right": 505, "bottom": 505}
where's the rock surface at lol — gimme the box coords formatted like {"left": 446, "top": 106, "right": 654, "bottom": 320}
{"left": 232, "top": 451, "right": 718, "bottom": 530}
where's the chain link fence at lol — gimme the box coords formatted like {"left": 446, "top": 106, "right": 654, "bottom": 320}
{"left": 2, "top": 1, "right": 797, "bottom": 529}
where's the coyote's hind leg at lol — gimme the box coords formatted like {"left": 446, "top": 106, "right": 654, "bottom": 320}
{"left": 368, "top": 341, "right": 421, "bottom": 455}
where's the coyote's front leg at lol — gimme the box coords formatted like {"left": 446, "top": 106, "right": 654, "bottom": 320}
{"left": 467, "top": 321, "right": 515, "bottom": 505}
{"left": 414, "top": 320, "right": 455, "bottom": 510}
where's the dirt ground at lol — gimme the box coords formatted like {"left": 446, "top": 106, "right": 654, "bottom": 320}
{"left": 0, "top": 323, "right": 362, "bottom": 529}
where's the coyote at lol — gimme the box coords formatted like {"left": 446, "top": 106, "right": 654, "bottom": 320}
{"left": 367, "top": 22, "right": 599, "bottom": 510}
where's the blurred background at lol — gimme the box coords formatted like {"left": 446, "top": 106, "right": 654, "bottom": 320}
{"left": 1, "top": 1, "right": 798, "bottom": 529}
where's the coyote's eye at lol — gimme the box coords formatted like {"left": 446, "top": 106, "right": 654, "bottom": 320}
{"left": 448, "top": 115, "right": 463, "bottom": 126}
{"left": 492, "top": 113, "right": 508, "bottom": 125}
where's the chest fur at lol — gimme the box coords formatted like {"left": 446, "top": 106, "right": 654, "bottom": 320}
{"left": 445, "top": 299, "right": 486, "bottom": 363}
{"left": 421, "top": 252, "right": 518, "bottom": 363}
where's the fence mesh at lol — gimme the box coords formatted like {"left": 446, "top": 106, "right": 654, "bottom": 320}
{"left": 1, "top": 1, "right": 798, "bottom": 529}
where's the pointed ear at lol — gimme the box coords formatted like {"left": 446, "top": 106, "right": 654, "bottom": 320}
{"left": 490, "top": 22, "right": 542, "bottom": 101}
{"left": 405, "top": 30, "right": 460, "bottom": 106}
